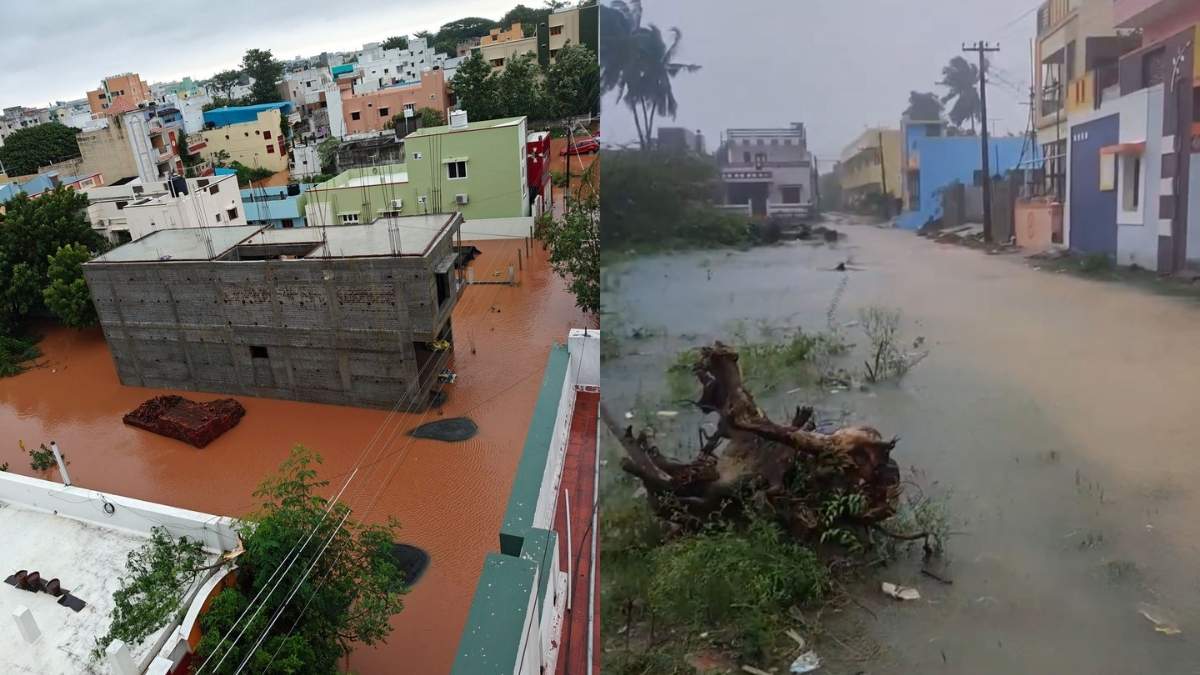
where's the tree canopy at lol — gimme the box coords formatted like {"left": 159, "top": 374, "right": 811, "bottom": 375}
{"left": 241, "top": 49, "right": 285, "bottom": 105}
{"left": 380, "top": 35, "right": 409, "bottom": 51}
{"left": 450, "top": 52, "right": 500, "bottom": 121}
{"left": 208, "top": 69, "right": 243, "bottom": 102}
{"left": 0, "top": 186, "right": 104, "bottom": 327}
{"left": 545, "top": 44, "right": 600, "bottom": 118}
{"left": 428, "top": 17, "right": 497, "bottom": 57}
{"left": 0, "top": 123, "right": 81, "bottom": 176}
{"left": 451, "top": 42, "right": 598, "bottom": 123}
{"left": 903, "top": 90, "right": 944, "bottom": 122}
{"left": 43, "top": 243, "right": 99, "bottom": 328}
{"left": 195, "top": 446, "right": 406, "bottom": 673}
{"left": 939, "top": 56, "right": 983, "bottom": 133}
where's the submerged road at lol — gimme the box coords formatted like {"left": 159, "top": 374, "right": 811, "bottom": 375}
{"left": 604, "top": 215, "right": 1200, "bottom": 673}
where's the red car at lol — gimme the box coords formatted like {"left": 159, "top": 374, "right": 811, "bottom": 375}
{"left": 561, "top": 135, "right": 600, "bottom": 156}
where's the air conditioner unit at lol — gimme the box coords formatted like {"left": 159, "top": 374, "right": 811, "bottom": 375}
{"left": 390, "top": 198, "right": 403, "bottom": 210}
{"left": 417, "top": 195, "right": 427, "bottom": 205}
{"left": 455, "top": 193, "right": 469, "bottom": 205}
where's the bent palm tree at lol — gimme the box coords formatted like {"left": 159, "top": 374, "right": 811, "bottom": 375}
{"left": 601, "top": 1, "right": 700, "bottom": 149}
{"left": 939, "top": 56, "right": 982, "bottom": 133}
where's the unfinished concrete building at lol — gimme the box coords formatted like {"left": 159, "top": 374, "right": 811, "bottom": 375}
{"left": 82, "top": 213, "right": 463, "bottom": 410}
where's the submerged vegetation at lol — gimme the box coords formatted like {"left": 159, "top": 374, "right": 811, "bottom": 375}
{"left": 0, "top": 334, "right": 40, "bottom": 377}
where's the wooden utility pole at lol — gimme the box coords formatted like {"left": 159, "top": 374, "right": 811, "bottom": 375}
{"left": 877, "top": 130, "right": 890, "bottom": 218}
{"left": 963, "top": 41, "right": 1001, "bottom": 241}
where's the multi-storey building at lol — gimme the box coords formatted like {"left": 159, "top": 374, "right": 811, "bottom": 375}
{"left": 48, "top": 99, "right": 94, "bottom": 129}
{"left": 718, "top": 123, "right": 816, "bottom": 218}
{"left": 198, "top": 103, "right": 291, "bottom": 173}
{"left": 0, "top": 106, "right": 53, "bottom": 147}
{"left": 839, "top": 127, "right": 902, "bottom": 210}
{"left": 87, "top": 73, "right": 153, "bottom": 116}
{"left": 76, "top": 104, "right": 191, "bottom": 184}
{"left": 341, "top": 69, "right": 450, "bottom": 135}
{"left": 85, "top": 173, "right": 245, "bottom": 244}
{"left": 351, "top": 38, "right": 449, "bottom": 94}
{"left": 475, "top": 5, "right": 598, "bottom": 71}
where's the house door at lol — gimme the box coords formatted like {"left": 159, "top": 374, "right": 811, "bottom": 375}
{"left": 1069, "top": 115, "right": 1119, "bottom": 256}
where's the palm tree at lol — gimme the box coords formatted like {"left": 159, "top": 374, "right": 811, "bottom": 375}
{"left": 600, "top": 1, "right": 700, "bottom": 150}
{"left": 939, "top": 56, "right": 982, "bottom": 133}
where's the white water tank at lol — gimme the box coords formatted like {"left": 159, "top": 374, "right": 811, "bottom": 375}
{"left": 449, "top": 110, "right": 468, "bottom": 129}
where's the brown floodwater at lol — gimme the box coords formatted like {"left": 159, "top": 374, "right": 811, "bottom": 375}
{"left": 603, "top": 216, "right": 1200, "bottom": 673}
{"left": 0, "top": 239, "right": 589, "bottom": 674}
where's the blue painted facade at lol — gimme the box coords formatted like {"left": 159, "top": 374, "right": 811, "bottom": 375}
{"left": 240, "top": 184, "right": 313, "bottom": 228}
{"left": 1067, "top": 114, "right": 1119, "bottom": 256}
{"left": 202, "top": 102, "right": 292, "bottom": 129}
{"left": 895, "top": 135, "right": 1031, "bottom": 230}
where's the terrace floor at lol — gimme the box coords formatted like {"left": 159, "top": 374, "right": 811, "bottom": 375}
{"left": 554, "top": 389, "right": 600, "bottom": 675}
{"left": 0, "top": 238, "right": 591, "bottom": 674}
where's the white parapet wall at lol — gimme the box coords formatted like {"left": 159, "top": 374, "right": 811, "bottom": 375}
{"left": 461, "top": 215, "right": 535, "bottom": 240}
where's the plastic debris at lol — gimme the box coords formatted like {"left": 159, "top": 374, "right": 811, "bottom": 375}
{"left": 790, "top": 650, "right": 822, "bottom": 673}
{"left": 882, "top": 581, "right": 921, "bottom": 601}
{"left": 656, "top": 410, "right": 679, "bottom": 418}
{"left": 1138, "top": 602, "right": 1182, "bottom": 635}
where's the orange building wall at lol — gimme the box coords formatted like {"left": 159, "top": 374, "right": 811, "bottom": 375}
{"left": 87, "top": 73, "right": 152, "bottom": 116}
{"left": 1015, "top": 199, "right": 1063, "bottom": 253}
{"left": 341, "top": 70, "right": 449, "bottom": 135}
{"left": 480, "top": 23, "right": 524, "bottom": 45}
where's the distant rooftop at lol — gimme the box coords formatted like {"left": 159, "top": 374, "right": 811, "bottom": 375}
{"left": 90, "top": 212, "right": 459, "bottom": 263}
{"left": 405, "top": 116, "right": 524, "bottom": 139}
{"left": 202, "top": 102, "right": 293, "bottom": 128}
{"left": 309, "top": 165, "right": 408, "bottom": 190}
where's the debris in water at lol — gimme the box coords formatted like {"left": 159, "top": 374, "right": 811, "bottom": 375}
{"left": 123, "top": 395, "right": 246, "bottom": 448}
{"left": 785, "top": 629, "right": 806, "bottom": 649}
{"left": 1138, "top": 602, "right": 1182, "bottom": 635}
{"left": 656, "top": 410, "right": 679, "bottom": 418}
{"left": 790, "top": 650, "right": 822, "bottom": 673}
{"left": 881, "top": 582, "right": 921, "bottom": 601}
{"left": 741, "top": 666, "right": 772, "bottom": 675}
{"left": 624, "top": 411, "right": 634, "bottom": 419}
{"left": 408, "top": 417, "right": 478, "bottom": 442}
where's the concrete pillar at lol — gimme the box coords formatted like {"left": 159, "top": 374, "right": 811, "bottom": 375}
{"left": 147, "top": 656, "right": 175, "bottom": 675}
{"left": 105, "top": 640, "right": 138, "bottom": 675}
{"left": 11, "top": 605, "right": 39, "bottom": 644}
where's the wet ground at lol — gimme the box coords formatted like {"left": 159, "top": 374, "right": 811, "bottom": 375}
{"left": 0, "top": 239, "right": 589, "bottom": 674}
{"left": 602, "top": 214, "right": 1200, "bottom": 674}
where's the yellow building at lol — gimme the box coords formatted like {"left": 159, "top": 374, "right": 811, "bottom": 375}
{"left": 838, "top": 128, "right": 901, "bottom": 207}
{"left": 197, "top": 105, "right": 288, "bottom": 173}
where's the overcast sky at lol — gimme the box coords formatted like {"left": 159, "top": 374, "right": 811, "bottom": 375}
{"left": 0, "top": 0, "right": 517, "bottom": 110}
{"left": 602, "top": 0, "right": 1039, "bottom": 168}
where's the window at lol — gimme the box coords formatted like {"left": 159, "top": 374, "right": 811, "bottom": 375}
{"left": 115, "top": 200, "right": 128, "bottom": 210}
{"left": 404, "top": 103, "right": 415, "bottom": 112}
{"left": 379, "top": 107, "right": 389, "bottom": 117}
{"left": 282, "top": 218, "right": 294, "bottom": 228}
{"left": 255, "top": 129, "right": 260, "bottom": 135}
{"left": 225, "top": 134, "right": 230, "bottom": 140}
{"left": 784, "top": 139, "right": 792, "bottom": 146}
{"left": 1121, "top": 155, "right": 1141, "bottom": 212}
{"left": 244, "top": 131, "right": 250, "bottom": 137}
{"left": 447, "top": 160, "right": 467, "bottom": 179}
{"left": 550, "top": 25, "right": 563, "bottom": 36}
{"left": 351, "top": 111, "right": 361, "bottom": 120}
{"left": 250, "top": 345, "right": 269, "bottom": 359}
{"left": 756, "top": 139, "right": 764, "bottom": 145}
{"left": 215, "top": 213, "right": 222, "bottom": 223}
{"left": 197, "top": 178, "right": 209, "bottom": 187}
{"left": 436, "top": 272, "right": 450, "bottom": 306}
{"left": 267, "top": 145, "right": 275, "bottom": 154}
{"left": 210, "top": 182, "right": 219, "bottom": 194}
{"left": 263, "top": 130, "right": 271, "bottom": 140}
{"left": 227, "top": 207, "right": 239, "bottom": 220}
{"left": 770, "top": 139, "right": 778, "bottom": 146}
{"left": 340, "top": 213, "right": 360, "bottom": 224}
{"left": 1099, "top": 153, "right": 1116, "bottom": 191}
{"left": 743, "top": 151, "right": 751, "bottom": 163}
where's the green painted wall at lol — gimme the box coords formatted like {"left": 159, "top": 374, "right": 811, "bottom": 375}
{"left": 300, "top": 118, "right": 529, "bottom": 223}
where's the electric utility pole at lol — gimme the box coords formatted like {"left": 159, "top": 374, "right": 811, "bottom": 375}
{"left": 877, "top": 130, "right": 890, "bottom": 218}
{"left": 963, "top": 41, "right": 1001, "bottom": 241}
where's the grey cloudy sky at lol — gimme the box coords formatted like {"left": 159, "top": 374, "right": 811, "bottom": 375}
{"left": 602, "top": 0, "right": 1039, "bottom": 166}
{"left": 0, "top": 0, "right": 516, "bottom": 110}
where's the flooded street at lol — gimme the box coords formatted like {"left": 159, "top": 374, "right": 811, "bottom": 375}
{"left": 0, "top": 239, "right": 588, "bottom": 674}
{"left": 603, "top": 215, "right": 1200, "bottom": 673}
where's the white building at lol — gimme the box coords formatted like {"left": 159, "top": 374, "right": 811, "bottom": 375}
{"left": 159, "top": 91, "right": 212, "bottom": 135}
{"left": 284, "top": 66, "right": 333, "bottom": 108}
{"left": 290, "top": 143, "right": 322, "bottom": 178}
{"left": 0, "top": 106, "right": 52, "bottom": 147}
{"left": 352, "top": 38, "right": 449, "bottom": 94}
{"left": 85, "top": 173, "right": 247, "bottom": 244}
{"left": 49, "top": 99, "right": 94, "bottom": 129}
{"left": 0, "top": 470, "right": 239, "bottom": 675}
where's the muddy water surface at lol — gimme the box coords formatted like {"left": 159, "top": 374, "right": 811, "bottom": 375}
{"left": 603, "top": 216, "right": 1200, "bottom": 674}
{"left": 0, "top": 239, "right": 588, "bottom": 674}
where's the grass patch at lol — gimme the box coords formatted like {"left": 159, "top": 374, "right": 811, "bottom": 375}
{"left": 666, "top": 327, "right": 845, "bottom": 401}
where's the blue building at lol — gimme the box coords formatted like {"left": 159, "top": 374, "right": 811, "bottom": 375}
{"left": 240, "top": 184, "right": 313, "bottom": 228}
{"left": 201, "top": 102, "right": 292, "bottom": 129}
{"left": 896, "top": 117, "right": 1032, "bottom": 230}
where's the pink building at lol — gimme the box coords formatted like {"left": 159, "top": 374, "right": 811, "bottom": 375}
{"left": 1114, "top": 0, "right": 1200, "bottom": 43}
{"left": 341, "top": 69, "right": 449, "bottom": 135}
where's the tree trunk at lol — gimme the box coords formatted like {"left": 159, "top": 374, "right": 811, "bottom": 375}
{"left": 604, "top": 342, "right": 903, "bottom": 537}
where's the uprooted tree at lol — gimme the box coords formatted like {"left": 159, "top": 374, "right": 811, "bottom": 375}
{"left": 604, "top": 342, "right": 933, "bottom": 552}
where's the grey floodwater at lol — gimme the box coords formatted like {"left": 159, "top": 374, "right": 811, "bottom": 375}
{"left": 602, "top": 214, "right": 1200, "bottom": 674}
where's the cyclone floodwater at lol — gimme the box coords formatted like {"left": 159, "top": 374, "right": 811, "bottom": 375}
{"left": 0, "top": 238, "right": 589, "bottom": 674}
{"left": 602, "top": 215, "right": 1200, "bottom": 673}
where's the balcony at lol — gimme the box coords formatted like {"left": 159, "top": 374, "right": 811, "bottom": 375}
{"left": 1036, "top": 0, "right": 1073, "bottom": 36}
{"left": 1114, "top": 0, "right": 1191, "bottom": 28}
{"left": 720, "top": 169, "right": 773, "bottom": 183}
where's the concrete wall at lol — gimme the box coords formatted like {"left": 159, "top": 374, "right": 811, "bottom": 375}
{"left": 1015, "top": 200, "right": 1063, "bottom": 252}
{"left": 78, "top": 118, "right": 140, "bottom": 183}
{"left": 83, "top": 230, "right": 460, "bottom": 409}
{"left": 199, "top": 109, "right": 288, "bottom": 172}
{"left": 896, "top": 136, "right": 1029, "bottom": 230}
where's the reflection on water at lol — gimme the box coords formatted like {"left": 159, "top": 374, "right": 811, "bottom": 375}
{"left": 0, "top": 239, "right": 589, "bottom": 674}
{"left": 603, "top": 217, "right": 1200, "bottom": 672}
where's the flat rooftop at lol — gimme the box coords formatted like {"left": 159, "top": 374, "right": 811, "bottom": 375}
{"left": 311, "top": 165, "right": 408, "bottom": 190}
{"left": 405, "top": 116, "right": 523, "bottom": 139}
{"left": 89, "top": 213, "right": 458, "bottom": 263}
{"left": 0, "top": 502, "right": 215, "bottom": 673}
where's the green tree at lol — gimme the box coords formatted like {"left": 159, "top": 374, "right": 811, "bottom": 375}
{"left": 428, "top": 17, "right": 497, "bottom": 57}
{"left": 380, "top": 35, "right": 409, "bottom": 51}
{"left": 317, "top": 138, "right": 340, "bottom": 174}
{"left": 496, "top": 53, "right": 548, "bottom": 119}
{"left": 499, "top": 3, "right": 553, "bottom": 37}
{"left": 545, "top": 43, "right": 600, "bottom": 118}
{"left": 0, "top": 187, "right": 103, "bottom": 325}
{"left": 0, "top": 123, "right": 81, "bottom": 176}
{"left": 43, "top": 243, "right": 98, "bottom": 328}
{"left": 208, "top": 69, "right": 243, "bottom": 102}
{"left": 600, "top": 2, "right": 700, "bottom": 149}
{"left": 539, "top": 165, "right": 598, "bottom": 315}
{"left": 417, "top": 107, "right": 443, "bottom": 128}
{"left": 242, "top": 49, "right": 285, "bottom": 105}
{"left": 195, "top": 446, "right": 406, "bottom": 674}
{"left": 451, "top": 51, "right": 498, "bottom": 120}
{"left": 903, "top": 90, "right": 944, "bottom": 122}
{"left": 939, "top": 56, "right": 982, "bottom": 133}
